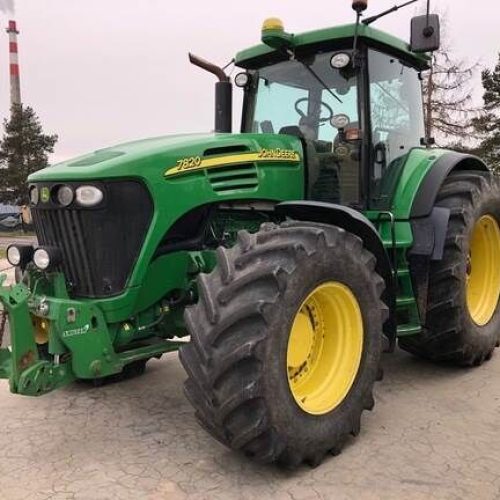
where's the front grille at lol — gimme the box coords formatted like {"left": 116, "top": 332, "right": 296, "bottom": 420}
{"left": 33, "top": 209, "right": 96, "bottom": 295}
{"left": 31, "top": 181, "right": 153, "bottom": 298}
{"left": 207, "top": 163, "right": 258, "bottom": 193}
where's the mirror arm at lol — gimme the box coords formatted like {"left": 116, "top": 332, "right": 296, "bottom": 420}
{"left": 362, "top": 0, "right": 418, "bottom": 26}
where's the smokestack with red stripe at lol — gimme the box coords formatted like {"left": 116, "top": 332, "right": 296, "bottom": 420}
{"left": 6, "top": 20, "right": 21, "bottom": 107}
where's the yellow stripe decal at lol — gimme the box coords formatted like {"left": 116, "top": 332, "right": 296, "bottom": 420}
{"left": 164, "top": 150, "right": 301, "bottom": 178}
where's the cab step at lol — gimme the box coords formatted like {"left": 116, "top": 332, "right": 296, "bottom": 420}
{"left": 397, "top": 324, "right": 422, "bottom": 336}
{"left": 396, "top": 268, "right": 410, "bottom": 278}
{"left": 396, "top": 296, "right": 416, "bottom": 308}
{"left": 382, "top": 240, "right": 411, "bottom": 249}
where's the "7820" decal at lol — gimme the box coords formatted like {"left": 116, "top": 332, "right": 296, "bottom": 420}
{"left": 165, "top": 149, "right": 301, "bottom": 178}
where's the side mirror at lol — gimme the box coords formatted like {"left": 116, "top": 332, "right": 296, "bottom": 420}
{"left": 410, "top": 14, "right": 440, "bottom": 53}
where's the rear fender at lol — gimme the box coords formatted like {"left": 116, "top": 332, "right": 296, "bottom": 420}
{"left": 406, "top": 153, "right": 489, "bottom": 324}
{"left": 411, "top": 152, "right": 489, "bottom": 218}
{"left": 407, "top": 152, "right": 489, "bottom": 261}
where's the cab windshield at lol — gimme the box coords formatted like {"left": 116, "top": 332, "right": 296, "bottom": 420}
{"left": 244, "top": 50, "right": 362, "bottom": 207}
{"left": 243, "top": 48, "right": 426, "bottom": 210}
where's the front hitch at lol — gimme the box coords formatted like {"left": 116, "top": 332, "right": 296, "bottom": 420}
{"left": 0, "top": 273, "right": 74, "bottom": 395}
{"left": 0, "top": 270, "right": 185, "bottom": 396}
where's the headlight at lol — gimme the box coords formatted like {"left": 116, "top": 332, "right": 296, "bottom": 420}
{"left": 6, "top": 244, "right": 34, "bottom": 268}
{"left": 56, "top": 185, "right": 74, "bottom": 207}
{"left": 330, "top": 52, "right": 351, "bottom": 69}
{"left": 33, "top": 247, "right": 62, "bottom": 271}
{"left": 235, "top": 72, "right": 250, "bottom": 88}
{"left": 6, "top": 245, "right": 21, "bottom": 266}
{"left": 29, "top": 186, "right": 39, "bottom": 206}
{"left": 33, "top": 248, "right": 50, "bottom": 270}
{"left": 75, "top": 185, "right": 104, "bottom": 207}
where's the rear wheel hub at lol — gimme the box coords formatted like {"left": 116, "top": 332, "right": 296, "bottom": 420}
{"left": 466, "top": 214, "right": 500, "bottom": 326}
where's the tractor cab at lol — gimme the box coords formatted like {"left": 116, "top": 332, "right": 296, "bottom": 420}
{"left": 235, "top": 20, "right": 428, "bottom": 211}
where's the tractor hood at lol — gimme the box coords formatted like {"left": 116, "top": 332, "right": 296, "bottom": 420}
{"left": 29, "top": 132, "right": 303, "bottom": 184}
{"left": 26, "top": 130, "right": 305, "bottom": 310}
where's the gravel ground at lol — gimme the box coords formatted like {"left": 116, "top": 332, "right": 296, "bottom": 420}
{"left": 1, "top": 258, "right": 500, "bottom": 499}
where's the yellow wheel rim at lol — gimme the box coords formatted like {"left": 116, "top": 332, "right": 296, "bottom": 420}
{"left": 466, "top": 215, "right": 500, "bottom": 326}
{"left": 286, "top": 282, "right": 364, "bottom": 415}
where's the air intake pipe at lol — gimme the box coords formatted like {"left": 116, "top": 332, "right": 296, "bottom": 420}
{"left": 189, "top": 53, "right": 232, "bottom": 133}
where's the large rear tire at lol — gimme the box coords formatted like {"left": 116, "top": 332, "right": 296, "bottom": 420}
{"left": 400, "top": 170, "right": 500, "bottom": 366}
{"left": 179, "top": 221, "right": 387, "bottom": 467}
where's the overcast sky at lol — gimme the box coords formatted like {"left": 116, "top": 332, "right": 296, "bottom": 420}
{"left": 0, "top": 0, "right": 498, "bottom": 163}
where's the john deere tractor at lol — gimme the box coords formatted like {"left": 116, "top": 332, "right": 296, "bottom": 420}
{"left": 1, "top": 0, "right": 499, "bottom": 467}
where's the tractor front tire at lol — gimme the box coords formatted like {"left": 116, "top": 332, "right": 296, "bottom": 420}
{"left": 179, "top": 221, "right": 387, "bottom": 467}
{"left": 400, "top": 170, "right": 500, "bottom": 366}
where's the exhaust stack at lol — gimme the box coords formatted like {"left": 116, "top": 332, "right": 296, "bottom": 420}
{"left": 6, "top": 20, "right": 21, "bottom": 108}
{"left": 189, "top": 53, "right": 232, "bottom": 134}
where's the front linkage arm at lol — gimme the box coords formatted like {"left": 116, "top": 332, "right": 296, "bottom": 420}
{"left": 0, "top": 273, "right": 74, "bottom": 395}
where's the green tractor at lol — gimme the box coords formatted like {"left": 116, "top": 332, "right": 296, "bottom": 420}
{"left": 1, "top": 0, "right": 500, "bottom": 467}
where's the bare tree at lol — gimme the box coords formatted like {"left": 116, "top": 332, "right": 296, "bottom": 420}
{"left": 421, "top": 12, "right": 479, "bottom": 146}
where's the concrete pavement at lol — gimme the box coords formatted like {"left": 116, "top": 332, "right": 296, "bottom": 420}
{"left": 1, "top": 260, "right": 500, "bottom": 499}
{"left": 0, "top": 346, "right": 499, "bottom": 498}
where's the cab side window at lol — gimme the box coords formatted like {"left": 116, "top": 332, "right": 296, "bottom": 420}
{"left": 369, "top": 50, "right": 425, "bottom": 207}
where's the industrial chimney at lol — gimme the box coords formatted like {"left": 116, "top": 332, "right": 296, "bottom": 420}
{"left": 6, "top": 20, "right": 21, "bottom": 108}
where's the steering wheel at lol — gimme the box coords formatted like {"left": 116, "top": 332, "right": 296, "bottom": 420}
{"left": 294, "top": 97, "right": 334, "bottom": 124}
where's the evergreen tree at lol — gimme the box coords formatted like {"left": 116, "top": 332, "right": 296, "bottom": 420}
{"left": 0, "top": 104, "right": 58, "bottom": 204}
{"left": 473, "top": 54, "right": 500, "bottom": 170}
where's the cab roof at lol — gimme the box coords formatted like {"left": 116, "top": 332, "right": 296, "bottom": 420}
{"left": 235, "top": 23, "right": 429, "bottom": 70}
